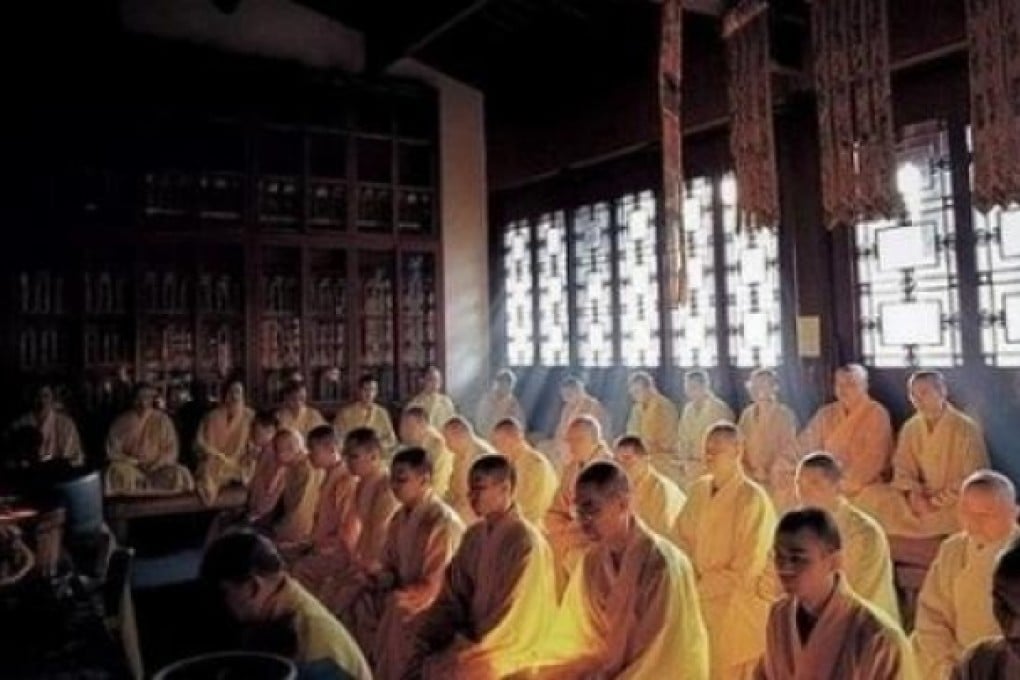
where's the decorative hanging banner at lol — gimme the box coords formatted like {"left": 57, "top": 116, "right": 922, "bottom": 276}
{"left": 810, "top": 0, "right": 897, "bottom": 229}
{"left": 724, "top": 0, "right": 779, "bottom": 230}
{"left": 660, "top": 0, "right": 687, "bottom": 306}
{"left": 966, "top": 0, "right": 1020, "bottom": 213}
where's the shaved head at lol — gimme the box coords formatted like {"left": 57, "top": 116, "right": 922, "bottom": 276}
{"left": 492, "top": 417, "right": 524, "bottom": 436}
{"left": 963, "top": 470, "right": 1017, "bottom": 505}
{"left": 576, "top": 460, "right": 631, "bottom": 499}
{"left": 568, "top": 415, "right": 602, "bottom": 440}
{"left": 798, "top": 452, "right": 844, "bottom": 484}
{"left": 442, "top": 416, "right": 473, "bottom": 434}
{"left": 470, "top": 454, "right": 517, "bottom": 490}
{"left": 836, "top": 363, "right": 868, "bottom": 384}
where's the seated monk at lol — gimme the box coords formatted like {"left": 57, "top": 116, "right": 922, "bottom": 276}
{"left": 104, "top": 382, "right": 193, "bottom": 496}
{"left": 673, "top": 421, "right": 775, "bottom": 680}
{"left": 857, "top": 370, "right": 989, "bottom": 539}
{"left": 407, "top": 365, "right": 457, "bottom": 429}
{"left": 677, "top": 370, "right": 735, "bottom": 489}
{"left": 201, "top": 531, "right": 371, "bottom": 680}
{"left": 195, "top": 379, "right": 255, "bottom": 505}
{"left": 532, "top": 461, "right": 709, "bottom": 679}
{"left": 913, "top": 471, "right": 1020, "bottom": 678}
{"left": 798, "top": 363, "right": 893, "bottom": 500}
{"left": 795, "top": 452, "right": 901, "bottom": 623}
{"left": 625, "top": 370, "right": 681, "bottom": 483}
{"left": 441, "top": 416, "right": 496, "bottom": 522}
{"left": 275, "top": 380, "right": 326, "bottom": 438}
{"left": 474, "top": 368, "right": 526, "bottom": 438}
{"left": 738, "top": 368, "right": 800, "bottom": 510}
{"left": 490, "top": 417, "right": 558, "bottom": 524}
{"left": 551, "top": 376, "right": 611, "bottom": 466}
{"left": 341, "top": 447, "right": 464, "bottom": 679}
{"left": 412, "top": 454, "right": 557, "bottom": 679}
{"left": 613, "top": 434, "right": 687, "bottom": 539}
{"left": 543, "top": 415, "right": 612, "bottom": 591}
{"left": 249, "top": 428, "right": 322, "bottom": 546}
{"left": 755, "top": 508, "right": 916, "bottom": 680}
{"left": 399, "top": 406, "right": 454, "bottom": 498}
{"left": 333, "top": 374, "right": 398, "bottom": 454}
{"left": 951, "top": 535, "right": 1020, "bottom": 679}
{"left": 6, "top": 383, "right": 84, "bottom": 468}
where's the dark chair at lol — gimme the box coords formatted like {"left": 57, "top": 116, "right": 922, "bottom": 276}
{"left": 104, "top": 546, "right": 144, "bottom": 680}
{"left": 53, "top": 471, "right": 113, "bottom": 578}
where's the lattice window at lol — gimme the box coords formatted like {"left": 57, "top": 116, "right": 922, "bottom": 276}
{"left": 854, "top": 123, "right": 962, "bottom": 367}
{"left": 672, "top": 178, "right": 720, "bottom": 367}
{"left": 536, "top": 212, "right": 570, "bottom": 365}
{"left": 503, "top": 220, "right": 535, "bottom": 366}
{"left": 976, "top": 202, "right": 1020, "bottom": 366}
{"left": 721, "top": 176, "right": 783, "bottom": 368}
{"left": 618, "top": 191, "right": 661, "bottom": 367}
{"left": 573, "top": 202, "right": 615, "bottom": 366}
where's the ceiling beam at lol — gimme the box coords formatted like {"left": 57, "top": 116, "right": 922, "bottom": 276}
{"left": 367, "top": 0, "right": 497, "bottom": 73}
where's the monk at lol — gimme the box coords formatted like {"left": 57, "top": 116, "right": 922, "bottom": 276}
{"left": 544, "top": 415, "right": 612, "bottom": 589}
{"left": 738, "top": 368, "right": 799, "bottom": 510}
{"left": 195, "top": 379, "right": 255, "bottom": 504}
{"left": 913, "top": 471, "right": 1020, "bottom": 678}
{"left": 859, "top": 371, "right": 989, "bottom": 538}
{"left": 795, "top": 452, "right": 901, "bottom": 623}
{"left": 673, "top": 421, "right": 775, "bottom": 680}
{"left": 276, "top": 380, "right": 326, "bottom": 438}
{"left": 755, "top": 508, "right": 916, "bottom": 680}
{"left": 201, "top": 531, "right": 371, "bottom": 679}
{"left": 333, "top": 374, "right": 398, "bottom": 454}
{"left": 104, "top": 382, "right": 193, "bottom": 496}
{"left": 798, "top": 363, "right": 894, "bottom": 499}
{"left": 951, "top": 536, "right": 1020, "bottom": 679}
{"left": 533, "top": 461, "right": 709, "bottom": 679}
{"left": 6, "top": 383, "right": 84, "bottom": 467}
{"left": 250, "top": 428, "right": 322, "bottom": 545}
{"left": 244, "top": 411, "right": 282, "bottom": 519}
{"left": 552, "top": 376, "right": 611, "bottom": 464}
{"left": 399, "top": 406, "right": 454, "bottom": 498}
{"left": 413, "top": 454, "right": 557, "bottom": 679}
{"left": 407, "top": 365, "right": 457, "bottom": 429}
{"left": 625, "top": 370, "right": 681, "bottom": 482}
{"left": 343, "top": 447, "right": 463, "bottom": 679}
{"left": 677, "top": 370, "right": 735, "bottom": 488}
{"left": 474, "top": 368, "right": 526, "bottom": 438}
{"left": 613, "top": 434, "right": 687, "bottom": 539}
{"left": 441, "top": 416, "right": 496, "bottom": 522}
{"left": 489, "top": 418, "right": 558, "bottom": 524}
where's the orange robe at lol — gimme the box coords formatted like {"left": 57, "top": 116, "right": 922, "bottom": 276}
{"left": 738, "top": 401, "right": 799, "bottom": 511}
{"left": 798, "top": 398, "right": 894, "bottom": 495}
{"left": 446, "top": 435, "right": 497, "bottom": 523}
{"left": 290, "top": 463, "right": 359, "bottom": 593}
{"left": 250, "top": 457, "right": 322, "bottom": 545}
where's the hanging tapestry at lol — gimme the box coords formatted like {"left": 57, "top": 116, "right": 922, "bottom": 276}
{"left": 724, "top": 0, "right": 779, "bottom": 230}
{"left": 660, "top": 0, "right": 687, "bottom": 305}
{"left": 811, "top": 0, "right": 897, "bottom": 228}
{"left": 967, "top": 0, "right": 1020, "bottom": 212}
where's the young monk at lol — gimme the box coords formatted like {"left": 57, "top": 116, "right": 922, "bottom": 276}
{"left": 201, "top": 530, "right": 371, "bottom": 680}
{"left": 553, "top": 376, "right": 611, "bottom": 463}
{"left": 677, "top": 370, "right": 735, "bottom": 488}
{"left": 399, "top": 406, "right": 454, "bottom": 498}
{"left": 441, "top": 416, "right": 496, "bottom": 522}
{"left": 104, "top": 382, "right": 193, "bottom": 496}
{"left": 738, "top": 368, "right": 799, "bottom": 510}
{"left": 342, "top": 447, "right": 464, "bottom": 679}
{"left": 489, "top": 417, "right": 558, "bottom": 524}
{"left": 407, "top": 365, "right": 457, "bottom": 429}
{"left": 755, "top": 508, "right": 916, "bottom": 680}
{"left": 250, "top": 428, "right": 322, "bottom": 545}
{"left": 6, "top": 383, "right": 84, "bottom": 467}
{"left": 275, "top": 380, "right": 326, "bottom": 437}
{"left": 412, "top": 454, "right": 557, "bottom": 678}
{"left": 795, "top": 452, "right": 901, "bottom": 623}
{"left": 533, "top": 461, "right": 709, "bottom": 679}
{"left": 195, "top": 379, "right": 255, "bottom": 504}
{"left": 613, "top": 434, "right": 687, "bottom": 539}
{"left": 333, "top": 374, "right": 398, "bottom": 454}
{"left": 913, "top": 471, "right": 1020, "bottom": 678}
{"left": 625, "top": 370, "right": 681, "bottom": 482}
{"left": 951, "top": 536, "right": 1020, "bottom": 679}
{"left": 474, "top": 369, "right": 526, "bottom": 438}
{"left": 673, "top": 421, "right": 776, "bottom": 680}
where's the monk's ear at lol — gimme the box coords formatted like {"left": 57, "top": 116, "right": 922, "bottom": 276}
{"left": 828, "top": 548, "right": 843, "bottom": 572}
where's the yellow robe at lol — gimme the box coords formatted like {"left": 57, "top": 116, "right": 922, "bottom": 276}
{"left": 263, "top": 576, "right": 372, "bottom": 680}
{"left": 246, "top": 444, "right": 279, "bottom": 516}
{"left": 416, "top": 506, "right": 557, "bottom": 679}
{"left": 912, "top": 527, "right": 1020, "bottom": 678}
{"left": 408, "top": 391, "right": 457, "bottom": 429}
{"left": 951, "top": 638, "right": 1020, "bottom": 680}
{"left": 446, "top": 435, "right": 497, "bottom": 523}
{"left": 833, "top": 498, "right": 902, "bottom": 624}
{"left": 504, "top": 443, "right": 558, "bottom": 525}
{"left": 475, "top": 391, "right": 526, "bottom": 438}
{"left": 626, "top": 460, "right": 687, "bottom": 540}
{"left": 290, "top": 463, "right": 359, "bottom": 593}
{"left": 677, "top": 395, "right": 736, "bottom": 488}
{"left": 738, "top": 401, "right": 800, "bottom": 511}
{"left": 420, "top": 427, "right": 455, "bottom": 499}
{"left": 105, "top": 409, "right": 193, "bottom": 496}
{"left": 554, "top": 395, "right": 612, "bottom": 451}
{"left": 754, "top": 574, "right": 916, "bottom": 680}
{"left": 626, "top": 390, "right": 681, "bottom": 482}
{"left": 798, "top": 398, "right": 893, "bottom": 495}
{"left": 276, "top": 405, "right": 326, "bottom": 437}
{"left": 674, "top": 473, "right": 776, "bottom": 679}
{"left": 9, "top": 409, "right": 85, "bottom": 466}
{"left": 334, "top": 401, "right": 398, "bottom": 453}
{"left": 859, "top": 405, "right": 988, "bottom": 538}
{"left": 194, "top": 405, "right": 255, "bottom": 504}
{"left": 534, "top": 519, "right": 709, "bottom": 679}
{"left": 252, "top": 458, "right": 322, "bottom": 545}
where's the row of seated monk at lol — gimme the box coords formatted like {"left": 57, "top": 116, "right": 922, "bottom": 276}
{"left": 195, "top": 417, "right": 1018, "bottom": 680}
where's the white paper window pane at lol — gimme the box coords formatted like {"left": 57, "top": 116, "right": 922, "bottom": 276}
{"left": 876, "top": 225, "right": 937, "bottom": 271}
{"left": 741, "top": 246, "right": 767, "bottom": 284}
{"left": 1005, "top": 294, "right": 1020, "bottom": 343}
{"left": 1001, "top": 210, "right": 1020, "bottom": 259}
{"left": 880, "top": 301, "right": 942, "bottom": 345}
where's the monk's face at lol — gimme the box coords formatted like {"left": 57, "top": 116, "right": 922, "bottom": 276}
{"left": 993, "top": 569, "right": 1020, "bottom": 659}
{"left": 565, "top": 423, "right": 596, "bottom": 460}
{"left": 703, "top": 431, "right": 741, "bottom": 479}
{"left": 909, "top": 377, "right": 946, "bottom": 419}
{"left": 959, "top": 487, "right": 1019, "bottom": 544}
{"left": 224, "top": 382, "right": 245, "bottom": 408}
{"left": 423, "top": 369, "right": 442, "bottom": 393}
{"left": 284, "top": 386, "right": 307, "bottom": 411}
{"left": 274, "top": 432, "right": 304, "bottom": 466}
{"left": 833, "top": 371, "right": 866, "bottom": 407}
{"left": 560, "top": 385, "right": 580, "bottom": 404}
{"left": 774, "top": 528, "right": 840, "bottom": 599}
{"left": 221, "top": 576, "right": 277, "bottom": 624}
{"left": 251, "top": 423, "right": 276, "bottom": 449}
{"left": 134, "top": 387, "right": 157, "bottom": 412}
{"left": 399, "top": 415, "right": 425, "bottom": 444}
{"left": 684, "top": 378, "right": 708, "bottom": 403}
{"left": 308, "top": 439, "right": 339, "bottom": 469}
{"left": 358, "top": 380, "right": 378, "bottom": 404}
{"left": 344, "top": 445, "right": 379, "bottom": 478}
{"left": 574, "top": 483, "right": 629, "bottom": 542}
{"left": 35, "top": 386, "right": 55, "bottom": 413}
{"left": 468, "top": 471, "right": 511, "bottom": 517}
{"left": 493, "top": 377, "right": 513, "bottom": 398}
{"left": 628, "top": 380, "right": 651, "bottom": 404}
{"left": 442, "top": 424, "right": 471, "bottom": 453}
{"left": 613, "top": 444, "right": 643, "bottom": 472}
{"left": 795, "top": 467, "right": 840, "bottom": 509}
{"left": 390, "top": 463, "right": 429, "bottom": 505}
{"left": 747, "top": 375, "right": 778, "bottom": 403}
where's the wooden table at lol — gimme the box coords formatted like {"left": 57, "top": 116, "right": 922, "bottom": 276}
{"left": 105, "top": 486, "right": 247, "bottom": 543}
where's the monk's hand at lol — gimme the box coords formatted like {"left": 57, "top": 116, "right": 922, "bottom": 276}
{"left": 930, "top": 489, "right": 956, "bottom": 508}
{"left": 908, "top": 491, "right": 936, "bottom": 515}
